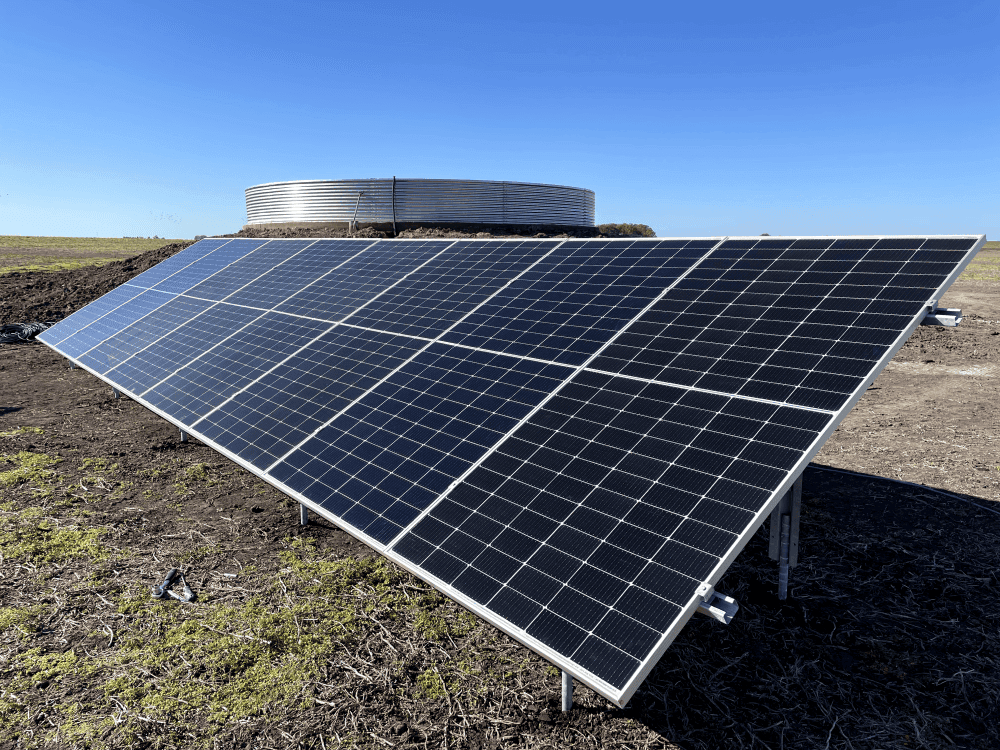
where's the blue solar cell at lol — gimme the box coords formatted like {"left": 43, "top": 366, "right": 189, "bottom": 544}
{"left": 151, "top": 239, "right": 270, "bottom": 294}
{"left": 182, "top": 240, "right": 317, "bottom": 302}
{"left": 391, "top": 367, "right": 831, "bottom": 687}
{"left": 223, "top": 240, "right": 380, "bottom": 310}
{"left": 78, "top": 296, "right": 215, "bottom": 376}
{"left": 346, "top": 240, "right": 557, "bottom": 338}
{"left": 54, "top": 290, "right": 177, "bottom": 359}
{"left": 271, "top": 343, "right": 572, "bottom": 545}
{"left": 143, "top": 312, "right": 333, "bottom": 425}
{"left": 441, "top": 239, "right": 712, "bottom": 366}
{"left": 587, "top": 242, "right": 948, "bottom": 411}
{"left": 194, "top": 326, "right": 427, "bottom": 471}
{"left": 124, "top": 239, "right": 232, "bottom": 290}
{"left": 38, "top": 284, "right": 151, "bottom": 348}
{"left": 274, "top": 240, "right": 451, "bottom": 322}
{"left": 108, "top": 303, "right": 264, "bottom": 395}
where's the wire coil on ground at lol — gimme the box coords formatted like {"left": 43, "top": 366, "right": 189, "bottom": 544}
{"left": 245, "top": 179, "right": 595, "bottom": 227}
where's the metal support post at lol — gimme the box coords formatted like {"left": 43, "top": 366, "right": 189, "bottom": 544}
{"left": 179, "top": 429, "right": 188, "bottom": 443}
{"left": 69, "top": 362, "right": 76, "bottom": 369}
{"left": 561, "top": 671, "right": 573, "bottom": 712}
{"left": 769, "top": 474, "right": 802, "bottom": 600}
{"left": 351, "top": 191, "right": 365, "bottom": 232}
{"left": 778, "top": 515, "right": 791, "bottom": 600}
{"left": 300, "top": 504, "right": 309, "bottom": 526}
{"left": 112, "top": 388, "right": 121, "bottom": 399}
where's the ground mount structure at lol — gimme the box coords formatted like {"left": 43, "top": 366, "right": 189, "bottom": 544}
{"left": 245, "top": 179, "right": 596, "bottom": 230}
{"left": 39, "top": 233, "right": 984, "bottom": 708}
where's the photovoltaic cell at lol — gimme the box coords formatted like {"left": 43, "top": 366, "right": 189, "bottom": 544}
{"left": 182, "top": 240, "right": 317, "bottom": 302}
{"left": 274, "top": 240, "right": 452, "bottom": 322}
{"left": 441, "top": 240, "right": 716, "bottom": 366}
{"left": 123, "top": 239, "right": 233, "bottom": 290}
{"left": 38, "top": 234, "right": 983, "bottom": 707}
{"left": 271, "top": 342, "right": 573, "bottom": 544}
{"left": 78, "top": 295, "right": 216, "bottom": 375}
{"left": 346, "top": 240, "right": 558, "bottom": 338}
{"left": 391, "top": 369, "right": 828, "bottom": 688}
{"left": 38, "top": 284, "right": 153, "bottom": 348}
{"left": 588, "top": 239, "right": 957, "bottom": 411}
{"left": 52, "top": 290, "right": 177, "bottom": 359}
{"left": 142, "top": 312, "right": 333, "bottom": 425}
{"left": 150, "top": 239, "right": 270, "bottom": 295}
{"left": 223, "top": 240, "right": 379, "bottom": 310}
{"left": 107, "top": 303, "right": 264, "bottom": 395}
{"left": 193, "top": 326, "right": 427, "bottom": 470}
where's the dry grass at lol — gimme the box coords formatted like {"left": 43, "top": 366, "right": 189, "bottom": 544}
{"left": 0, "top": 237, "right": 184, "bottom": 276}
{"left": 960, "top": 241, "right": 1000, "bottom": 282}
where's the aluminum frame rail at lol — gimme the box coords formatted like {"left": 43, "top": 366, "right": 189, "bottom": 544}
{"left": 245, "top": 178, "right": 596, "bottom": 226}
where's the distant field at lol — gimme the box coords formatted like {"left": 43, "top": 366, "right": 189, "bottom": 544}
{"left": 962, "top": 240, "right": 1000, "bottom": 281}
{"left": 0, "top": 236, "right": 184, "bottom": 275}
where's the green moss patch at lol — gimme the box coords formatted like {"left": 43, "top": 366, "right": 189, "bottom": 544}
{"left": 0, "top": 426, "right": 45, "bottom": 438}
{"left": 0, "top": 451, "right": 62, "bottom": 488}
{"left": 0, "top": 515, "right": 107, "bottom": 563}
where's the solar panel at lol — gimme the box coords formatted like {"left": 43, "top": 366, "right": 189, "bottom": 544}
{"left": 37, "top": 234, "right": 984, "bottom": 707}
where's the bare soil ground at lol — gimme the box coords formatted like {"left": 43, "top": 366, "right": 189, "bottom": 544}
{"left": 0, "top": 235, "right": 997, "bottom": 750}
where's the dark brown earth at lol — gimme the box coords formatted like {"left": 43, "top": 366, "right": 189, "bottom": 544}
{"left": 1, "top": 231, "right": 997, "bottom": 749}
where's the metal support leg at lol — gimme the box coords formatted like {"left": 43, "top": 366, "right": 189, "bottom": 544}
{"left": 769, "top": 474, "right": 802, "bottom": 600}
{"left": 112, "top": 388, "right": 121, "bottom": 399}
{"left": 561, "top": 671, "right": 573, "bottom": 712}
{"left": 69, "top": 362, "right": 76, "bottom": 369}
{"left": 778, "top": 515, "right": 791, "bottom": 600}
{"left": 300, "top": 504, "right": 309, "bottom": 526}
{"left": 179, "top": 429, "right": 188, "bottom": 443}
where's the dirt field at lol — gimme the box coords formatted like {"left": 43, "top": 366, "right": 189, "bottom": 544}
{"left": 0, "top": 235, "right": 997, "bottom": 749}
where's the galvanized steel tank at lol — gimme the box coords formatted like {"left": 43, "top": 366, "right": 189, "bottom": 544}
{"left": 245, "top": 178, "right": 595, "bottom": 227}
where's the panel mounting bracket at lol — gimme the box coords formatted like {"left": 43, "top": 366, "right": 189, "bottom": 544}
{"left": 921, "top": 307, "right": 962, "bottom": 327}
{"left": 769, "top": 474, "right": 802, "bottom": 600}
{"left": 695, "top": 590, "right": 739, "bottom": 625}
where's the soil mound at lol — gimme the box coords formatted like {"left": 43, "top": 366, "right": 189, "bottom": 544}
{"left": 0, "top": 240, "right": 194, "bottom": 324}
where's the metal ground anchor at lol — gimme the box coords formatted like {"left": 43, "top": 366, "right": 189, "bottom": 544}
{"left": 769, "top": 474, "right": 802, "bottom": 600}
{"left": 561, "top": 671, "right": 573, "bottom": 712}
{"left": 300, "top": 503, "right": 309, "bottom": 526}
{"left": 179, "top": 429, "right": 189, "bottom": 443}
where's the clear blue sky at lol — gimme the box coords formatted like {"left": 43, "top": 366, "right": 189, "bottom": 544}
{"left": 2, "top": 1, "right": 997, "bottom": 239}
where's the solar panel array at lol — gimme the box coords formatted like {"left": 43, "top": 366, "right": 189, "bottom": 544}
{"left": 39, "top": 234, "right": 983, "bottom": 706}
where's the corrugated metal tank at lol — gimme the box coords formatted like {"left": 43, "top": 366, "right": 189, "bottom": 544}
{"left": 245, "top": 178, "right": 595, "bottom": 227}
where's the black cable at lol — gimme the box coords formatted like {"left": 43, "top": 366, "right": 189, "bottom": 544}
{"left": 0, "top": 322, "right": 56, "bottom": 344}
